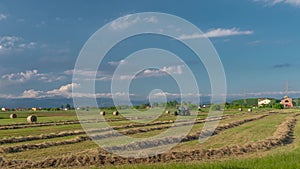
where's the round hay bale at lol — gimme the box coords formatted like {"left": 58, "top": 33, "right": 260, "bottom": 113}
{"left": 99, "top": 111, "right": 106, "bottom": 116}
{"left": 10, "top": 114, "right": 17, "bottom": 119}
{"left": 248, "top": 108, "right": 252, "bottom": 112}
{"left": 113, "top": 111, "right": 119, "bottom": 116}
{"left": 165, "top": 110, "right": 170, "bottom": 114}
{"left": 238, "top": 108, "right": 243, "bottom": 111}
{"left": 27, "top": 115, "right": 37, "bottom": 123}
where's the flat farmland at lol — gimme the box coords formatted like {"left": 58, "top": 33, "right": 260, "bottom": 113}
{"left": 0, "top": 108, "right": 299, "bottom": 168}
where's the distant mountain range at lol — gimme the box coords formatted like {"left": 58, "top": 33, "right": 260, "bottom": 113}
{"left": 0, "top": 97, "right": 212, "bottom": 109}
{"left": 0, "top": 97, "right": 171, "bottom": 109}
{"left": 0, "top": 95, "right": 296, "bottom": 108}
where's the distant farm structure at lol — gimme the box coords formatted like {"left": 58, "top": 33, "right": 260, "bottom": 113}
{"left": 258, "top": 98, "right": 271, "bottom": 107}
{"left": 280, "top": 82, "right": 294, "bottom": 108}
{"left": 280, "top": 96, "right": 293, "bottom": 108}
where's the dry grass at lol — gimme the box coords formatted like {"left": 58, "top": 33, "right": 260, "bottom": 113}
{"left": 1, "top": 113, "right": 294, "bottom": 169}
{"left": 0, "top": 110, "right": 298, "bottom": 169}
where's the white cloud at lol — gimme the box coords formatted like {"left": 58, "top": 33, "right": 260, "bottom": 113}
{"left": 0, "top": 14, "right": 7, "bottom": 21}
{"left": 65, "top": 69, "right": 113, "bottom": 82}
{"left": 64, "top": 69, "right": 108, "bottom": 77}
{"left": 0, "top": 83, "right": 78, "bottom": 99}
{"left": 46, "top": 83, "right": 79, "bottom": 98}
{"left": 285, "top": 0, "right": 300, "bottom": 6}
{"left": 248, "top": 40, "right": 262, "bottom": 45}
{"left": 110, "top": 15, "right": 158, "bottom": 30}
{"left": 2, "top": 69, "right": 39, "bottom": 83}
{"left": 66, "top": 65, "right": 184, "bottom": 82}
{"left": 150, "top": 92, "right": 201, "bottom": 99}
{"left": 108, "top": 59, "right": 127, "bottom": 66}
{"left": 18, "top": 42, "right": 37, "bottom": 49}
{"left": 21, "top": 89, "right": 43, "bottom": 98}
{"left": 111, "top": 65, "right": 184, "bottom": 81}
{"left": 142, "top": 65, "right": 184, "bottom": 77}
{"left": 178, "top": 28, "right": 253, "bottom": 40}
{"left": 111, "top": 15, "right": 140, "bottom": 30}
{"left": 143, "top": 16, "right": 158, "bottom": 23}
{"left": 0, "top": 36, "right": 37, "bottom": 52}
{"left": 0, "top": 83, "right": 135, "bottom": 99}
{"left": 255, "top": 0, "right": 300, "bottom": 6}
{"left": 1, "top": 69, "right": 66, "bottom": 83}
{"left": 0, "top": 36, "right": 22, "bottom": 49}
{"left": 73, "top": 92, "right": 135, "bottom": 98}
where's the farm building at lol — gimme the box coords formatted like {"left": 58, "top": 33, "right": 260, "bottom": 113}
{"left": 280, "top": 96, "right": 293, "bottom": 108}
{"left": 1, "top": 107, "right": 9, "bottom": 111}
{"left": 258, "top": 98, "right": 271, "bottom": 107}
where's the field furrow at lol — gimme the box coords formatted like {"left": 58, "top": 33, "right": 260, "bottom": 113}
{"left": 103, "top": 114, "right": 269, "bottom": 152}
{"left": 1, "top": 113, "right": 293, "bottom": 169}
{"left": 0, "top": 113, "right": 294, "bottom": 169}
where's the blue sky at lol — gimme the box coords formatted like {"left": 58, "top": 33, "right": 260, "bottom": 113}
{"left": 0, "top": 0, "right": 300, "bottom": 102}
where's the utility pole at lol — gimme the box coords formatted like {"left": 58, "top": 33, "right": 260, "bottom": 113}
{"left": 286, "top": 81, "right": 289, "bottom": 97}
{"left": 243, "top": 92, "right": 247, "bottom": 106}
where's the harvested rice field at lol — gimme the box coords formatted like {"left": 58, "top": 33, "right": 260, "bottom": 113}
{"left": 0, "top": 108, "right": 299, "bottom": 168}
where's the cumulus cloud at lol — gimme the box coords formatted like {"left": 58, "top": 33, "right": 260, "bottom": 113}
{"left": 1, "top": 83, "right": 78, "bottom": 99}
{"left": 66, "top": 64, "right": 185, "bottom": 82}
{"left": 0, "top": 36, "right": 37, "bottom": 52}
{"left": 178, "top": 28, "right": 253, "bottom": 40}
{"left": 1, "top": 69, "right": 66, "bottom": 83}
{"left": 110, "top": 65, "right": 185, "bottom": 81}
{"left": 18, "top": 42, "right": 37, "bottom": 49}
{"left": 0, "top": 36, "right": 22, "bottom": 49}
{"left": 110, "top": 15, "right": 158, "bottom": 30}
{"left": 108, "top": 59, "right": 126, "bottom": 66}
{"left": 21, "top": 89, "right": 43, "bottom": 98}
{"left": 142, "top": 65, "right": 184, "bottom": 77}
{"left": 2, "top": 70, "right": 39, "bottom": 83}
{"left": 46, "top": 83, "right": 79, "bottom": 98}
{"left": 150, "top": 92, "right": 201, "bottom": 99}
{"left": 0, "top": 83, "right": 134, "bottom": 99}
{"left": 73, "top": 92, "right": 134, "bottom": 98}
{"left": 64, "top": 69, "right": 108, "bottom": 77}
{"left": 254, "top": 0, "right": 300, "bottom": 7}
{"left": 64, "top": 69, "right": 112, "bottom": 82}
{"left": 0, "top": 14, "right": 7, "bottom": 21}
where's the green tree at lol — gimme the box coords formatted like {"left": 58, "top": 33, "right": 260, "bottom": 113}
{"left": 210, "top": 104, "right": 221, "bottom": 111}
{"left": 273, "top": 103, "right": 284, "bottom": 109}
{"left": 66, "top": 104, "right": 71, "bottom": 110}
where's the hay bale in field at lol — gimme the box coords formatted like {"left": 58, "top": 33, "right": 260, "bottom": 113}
{"left": 113, "top": 111, "right": 119, "bottom": 116}
{"left": 165, "top": 110, "right": 170, "bottom": 114}
{"left": 99, "top": 111, "right": 106, "bottom": 116}
{"left": 10, "top": 114, "right": 17, "bottom": 119}
{"left": 238, "top": 108, "right": 243, "bottom": 111}
{"left": 248, "top": 108, "right": 252, "bottom": 112}
{"left": 27, "top": 115, "right": 37, "bottom": 123}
